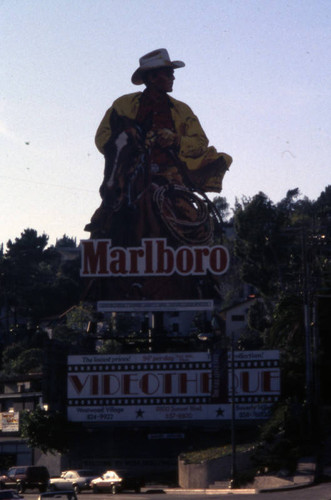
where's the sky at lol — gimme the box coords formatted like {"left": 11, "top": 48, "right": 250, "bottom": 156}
{"left": 1, "top": 0, "right": 330, "bottom": 247}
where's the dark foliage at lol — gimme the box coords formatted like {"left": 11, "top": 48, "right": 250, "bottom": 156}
{"left": 20, "top": 407, "right": 80, "bottom": 454}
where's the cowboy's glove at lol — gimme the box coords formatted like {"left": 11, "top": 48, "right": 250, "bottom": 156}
{"left": 145, "top": 130, "right": 157, "bottom": 148}
{"left": 156, "top": 128, "right": 178, "bottom": 148}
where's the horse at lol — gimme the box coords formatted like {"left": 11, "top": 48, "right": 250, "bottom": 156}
{"left": 99, "top": 110, "right": 149, "bottom": 213}
{"left": 84, "top": 110, "right": 154, "bottom": 245}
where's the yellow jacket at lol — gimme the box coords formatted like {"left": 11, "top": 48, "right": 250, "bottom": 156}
{"left": 95, "top": 92, "right": 232, "bottom": 192}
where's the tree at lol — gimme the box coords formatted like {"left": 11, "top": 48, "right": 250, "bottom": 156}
{"left": 233, "top": 186, "right": 331, "bottom": 405}
{"left": 0, "top": 228, "right": 81, "bottom": 326}
{"left": 233, "top": 187, "right": 331, "bottom": 468}
{"left": 55, "top": 234, "right": 77, "bottom": 248}
{"left": 65, "top": 303, "right": 94, "bottom": 331}
{"left": 6, "top": 228, "right": 49, "bottom": 260}
{"left": 234, "top": 192, "right": 292, "bottom": 296}
{"left": 20, "top": 407, "right": 78, "bottom": 454}
{"left": 1, "top": 343, "right": 24, "bottom": 374}
{"left": 14, "top": 348, "right": 44, "bottom": 374}
{"left": 51, "top": 325, "right": 84, "bottom": 347}
{"left": 1, "top": 345, "right": 43, "bottom": 375}
{"left": 213, "top": 196, "right": 231, "bottom": 222}
{"left": 97, "top": 338, "right": 123, "bottom": 354}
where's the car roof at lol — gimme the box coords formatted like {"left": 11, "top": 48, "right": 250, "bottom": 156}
{"left": 0, "top": 491, "right": 21, "bottom": 499}
{"left": 38, "top": 492, "right": 77, "bottom": 500}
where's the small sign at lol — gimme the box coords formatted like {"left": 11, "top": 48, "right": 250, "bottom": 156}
{"left": 148, "top": 433, "right": 185, "bottom": 440}
{"left": 97, "top": 300, "right": 214, "bottom": 312}
{"left": 1, "top": 412, "right": 19, "bottom": 432}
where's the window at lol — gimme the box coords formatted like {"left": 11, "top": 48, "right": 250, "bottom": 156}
{"left": 231, "top": 315, "right": 245, "bottom": 322}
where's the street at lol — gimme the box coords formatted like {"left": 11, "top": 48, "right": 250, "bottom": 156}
{"left": 22, "top": 484, "right": 331, "bottom": 500}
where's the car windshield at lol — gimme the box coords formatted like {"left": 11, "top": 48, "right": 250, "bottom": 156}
{"left": 103, "top": 471, "right": 121, "bottom": 479}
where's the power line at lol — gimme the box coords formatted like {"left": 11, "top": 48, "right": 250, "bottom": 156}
{"left": 0, "top": 175, "right": 96, "bottom": 193}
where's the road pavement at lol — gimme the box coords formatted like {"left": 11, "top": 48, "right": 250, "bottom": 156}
{"left": 22, "top": 482, "right": 331, "bottom": 499}
{"left": 19, "top": 456, "right": 326, "bottom": 499}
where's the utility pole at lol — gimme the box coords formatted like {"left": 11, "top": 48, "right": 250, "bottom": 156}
{"left": 301, "top": 228, "right": 313, "bottom": 426}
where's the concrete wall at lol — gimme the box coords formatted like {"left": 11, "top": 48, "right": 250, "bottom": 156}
{"left": 178, "top": 450, "right": 253, "bottom": 489}
{"left": 34, "top": 449, "right": 68, "bottom": 477}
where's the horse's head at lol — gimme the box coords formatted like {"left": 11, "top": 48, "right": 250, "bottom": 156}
{"left": 100, "top": 110, "right": 146, "bottom": 211}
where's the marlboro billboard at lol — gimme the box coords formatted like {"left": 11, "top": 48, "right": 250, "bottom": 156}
{"left": 82, "top": 51, "right": 233, "bottom": 303}
{"left": 81, "top": 239, "right": 229, "bottom": 278}
{"left": 81, "top": 113, "right": 232, "bottom": 304}
{"left": 80, "top": 238, "right": 229, "bottom": 302}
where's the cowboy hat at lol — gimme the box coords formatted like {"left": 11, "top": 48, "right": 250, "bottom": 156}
{"left": 131, "top": 48, "right": 185, "bottom": 85}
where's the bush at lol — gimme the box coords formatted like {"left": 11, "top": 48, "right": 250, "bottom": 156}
{"left": 251, "top": 399, "right": 314, "bottom": 473}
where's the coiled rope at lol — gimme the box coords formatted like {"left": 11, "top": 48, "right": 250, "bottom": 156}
{"left": 153, "top": 184, "right": 217, "bottom": 246}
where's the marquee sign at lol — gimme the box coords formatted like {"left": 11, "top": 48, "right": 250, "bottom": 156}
{"left": 67, "top": 350, "right": 280, "bottom": 423}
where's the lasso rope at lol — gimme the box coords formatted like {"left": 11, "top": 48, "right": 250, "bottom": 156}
{"left": 153, "top": 184, "right": 215, "bottom": 245}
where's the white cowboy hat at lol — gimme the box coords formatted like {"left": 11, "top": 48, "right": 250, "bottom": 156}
{"left": 131, "top": 48, "right": 185, "bottom": 85}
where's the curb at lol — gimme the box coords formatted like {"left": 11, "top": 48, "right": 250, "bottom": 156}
{"left": 145, "top": 466, "right": 316, "bottom": 495}
{"left": 162, "top": 488, "right": 257, "bottom": 495}
{"left": 159, "top": 481, "right": 314, "bottom": 494}
{"left": 257, "top": 477, "right": 315, "bottom": 493}
{"left": 143, "top": 458, "right": 317, "bottom": 495}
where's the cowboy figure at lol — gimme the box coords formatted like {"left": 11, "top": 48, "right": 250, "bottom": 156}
{"left": 85, "top": 48, "right": 232, "bottom": 246}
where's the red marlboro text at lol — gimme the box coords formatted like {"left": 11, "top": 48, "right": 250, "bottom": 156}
{"left": 80, "top": 238, "right": 229, "bottom": 277}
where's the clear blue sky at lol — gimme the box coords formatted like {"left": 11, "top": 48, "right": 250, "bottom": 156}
{"left": 1, "top": 0, "right": 330, "bottom": 246}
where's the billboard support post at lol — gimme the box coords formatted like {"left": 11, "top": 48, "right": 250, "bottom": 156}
{"left": 229, "top": 331, "right": 237, "bottom": 489}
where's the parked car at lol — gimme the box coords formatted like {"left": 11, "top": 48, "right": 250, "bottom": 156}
{"left": 0, "top": 466, "right": 49, "bottom": 493}
{"left": 48, "top": 470, "right": 98, "bottom": 494}
{"left": 0, "top": 490, "right": 23, "bottom": 500}
{"left": 90, "top": 470, "right": 144, "bottom": 494}
{"left": 38, "top": 491, "right": 77, "bottom": 500}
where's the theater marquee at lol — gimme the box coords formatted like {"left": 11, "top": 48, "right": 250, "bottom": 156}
{"left": 67, "top": 351, "right": 280, "bottom": 423}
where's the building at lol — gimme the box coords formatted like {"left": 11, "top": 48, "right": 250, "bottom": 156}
{"left": 0, "top": 373, "right": 44, "bottom": 469}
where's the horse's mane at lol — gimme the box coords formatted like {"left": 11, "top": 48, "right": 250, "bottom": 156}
{"left": 100, "top": 110, "right": 147, "bottom": 211}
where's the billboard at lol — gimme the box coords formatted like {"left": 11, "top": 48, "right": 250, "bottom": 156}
{"left": 67, "top": 350, "right": 280, "bottom": 423}
{"left": 82, "top": 94, "right": 231, "bottom": 304}
{"left": 81, "top": 239, "right": 229, "bottom": 278}
{"left": 80, "top": 238, "right": 229, "bottom": 303}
